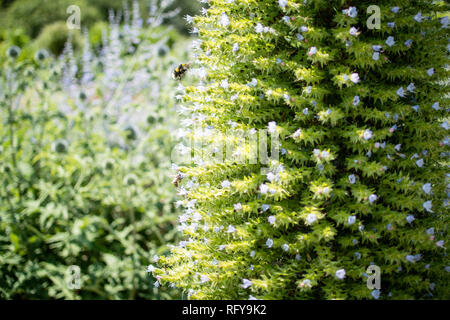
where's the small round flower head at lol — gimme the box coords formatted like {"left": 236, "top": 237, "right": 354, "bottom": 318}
{"left": 242, "top": 279, "right": 252, "bottom": 289}
{"left": 407, "top": 83, "right": 415, "bottom": 93}
{"left": 146, "top": 265, "right": 155, "bottom": 273}
{"left": 262, "top": 204, "right": 270, "bottom": 212}
{"left": 278, "top": 0, "right": 287, "bottom": 9}
{"left": 153, "top": 254, "right": 159, "bottom": 263}
{"left": 427, "top": 68, "right": 434, "bottom": 76}
{"left": 52, "top": 139, "right": 69, "bottom": 154}
{"left": 343, "top": 7, "right": 358, "bottom": 18}
{"left": 268, "top": 121, "right": 277, "bottom": 133}
{"left": 219, "top": 12, "right": 230, "bottom": 27}
{"left": 124, "top": 174, "right": 138, "bottom": 186}
{"left": 414, "top": 12, "right": 423, "bottom": 23}
{"left": 355, "top": 252, "right": 361, "bottom": 259}
{"left": 255, "top": 23, "right": 264, "bottom": 33}
{"left": 293, "top": 129, "right": 302, "bottom": 138}
{"left": 259, "top": 184, "right": 269, "bottom": 194}
{"left": 234, "top": 203, "right": 242, "bottom": 211}
{"left": 268, "top": 215, "right": 276, "bottom": 225}
{"left": 335, "top": 269, "right": 346, "bottom": 279}
{"left": 404, "top": 39, "right": 413, "bottom": 47}
{"left": 34, "top": 49, "right": 49, "bottom": 62}
{"left": 387, "top": 22, "right": 395, "bottom": 28}
{"left": 349, "top": 27, "right": 359, "bottom": 36}
{"left": 266, "top": 238, "right": 274, "bottom": 248}
{"left": 282, "top": 244, "right": 289, "bottom": 252}
{"left": 416, "top": 158, "right": 424, "bottom": 168}
{"left": 250, "top": 250, "right": 255, "bottom": 257}
{"left": 348, "top": 215, "right": 356, "bottom": 225}
{"left": 432, "top": 102, "right": 440, "bottom": 110}
{"left": 295, "top": 254, "right": 301, "bottom": 261}
{"left": 353, "top": 95, "right": 360, "bottom": 106}
{"left": 436, "top": 240, "right": 445, "bottom": 248}
{"left": 396, "top": 87, "right": 405, "bottom": 97}
{"left": 227, "top": 225, "right": 236, "bottom": 233}
{"left": 6, "top": 45, "right": 21, "bottom": 59}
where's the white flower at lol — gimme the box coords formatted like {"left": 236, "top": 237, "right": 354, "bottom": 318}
{"left": 221, "top": 180, "right": 231, "bottom": 188}
{"left": 369, "top": 194, "right": 378, "bottom": 203}
{"left": 396, "top": 87, "right": 405, "bottom": 97}
{"left": 306, "top": 213, "right": 317, "bottom": 224}
{"left": 268, "top": 215, "right": 276, "bottom": 225}
{"left": 308, "top": 46, "right": 317, "bottom": 56}
{"left": 335, "top": 269, "right": 346, "bottom": 279}
{"left": 185, "top": 15, "right": 194, "bottom": 24}
{"left": 268, "top": 121, "right": 277, "bottom": 133}
{"left": 255, "top": 23, "right": 264, "bottom": 33}
{"left": 427, "top": 68, "right": 434, "bottom": 76}
{"left": 348, "top": 215, "right": 356, "bottom": 225}
{"left": 422, "top": 183, "right": 432, "bottom": 194}
{"left": 242, "top": 279, "right": 252, "bottom": 289}
{"left": 350, "top": 73, "right": 360, "bottom": 83}
{"left": 249, "top": 78, "right": 258, "bottom": 87}
{"left": 146, "top": 265, "right": 155, "bottom": 273}
{"left": 153, "top": 255, "right": 159, "bottom": 263}
{"left": 234, "top": 203, "right": 243, "bottom": 211}
{"left": 282, "top": 244, "right": 289, "bottom": 251}
{"left": 266, "top": 172, "right": 276, "bottom": 182}
{"left": 266, "top": 238, "right": 274, "bottom": 248}
{"left": 227, "top": 225, "right": 236, "bottom": 233}
{"left": 386, "top": 36, "right": 395, "bottom": 47}
{"left": 200, "top": 275, "right": 209, "bottom": 283}
{"left": 154, "top": 281, "right": 160, "bottom": 288}
{"left": 300, "top": 25, "right": 308, "bottom": 32}
{"left": 348, "top": 174, "right": 356, "bottom": 184}
{"left": 232, "top": 43, "right": 239, "bottom": 52}
{"left": 260, "top": 184, "right": 269, "bottom": 194}
{"left": 219, "top": 12, "right": 230, "bottom": 27}
{"left": 250, "top": 250, "right": 255, "bottom": 257}
{"left": 423, "top": 200, "right": 433, "bottom": 213}
{"left": 363, "top": 129, "right": 373, "bottom": 140}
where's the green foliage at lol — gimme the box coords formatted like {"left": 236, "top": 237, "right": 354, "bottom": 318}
{"left": 154, "top": 0, "right": 450, "bottom": 300}
{"left": 34, "top": 22, "right": 83, "bottom": 56}
{"left": 0, "top": 19, "right": 185, "bottom": 299}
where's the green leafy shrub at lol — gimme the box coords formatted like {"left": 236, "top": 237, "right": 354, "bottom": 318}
{"left": 154, "top": 0, "right": 450, "bottom": 300}
{"left": 0, "top": 4, "right": 185, "bottom": 299}
{"left": 34, "top": 21, "right": 83, "bottom": 56}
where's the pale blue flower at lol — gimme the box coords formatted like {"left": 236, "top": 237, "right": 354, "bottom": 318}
{"left": 343, "top": 7, "right": 358, "bottom": 18}
{"left": 426, "top": 227, "right": 435, "bottom": 235}
{"left": 335, "top": 269, "right": 346, "bottom": 279}
{"left": 441, "top": 121, "right": 449, "bottom": 130}
{"left": 396, "top": 87, "right": 405, "bottom": 97}
{"left": 369, "top": 194, "right": 378, "bottom": 203}
{"left": 268, "top": 215, "right": 276, "bottom": 225}
{"left": 412, "top": 105, "right": 419, "bottom": 112}
{"left": 427, "top": 68, "right": 434, "bottom": 76}
{"left": 255, "top": 23, "right": 263, "bottom": 33}
{"left": 154, "top": 280, "right": 160, "bottom": 287}
{"left": 146, "top": 265, "right": 155, "bottom": 272}
{"left": 406, "top": 255, "right": 415, "bottom": 262}
{"left": 386, "top": 223, "right": 392, "bottom": 230}
{"left": 416, "top": 158, "right": 424, "bottom": 167}
{"left": 355, "top": 252, "right": 361, "bottom": 259}
{"left": 200, "top": 275, "right": 209, "bottom": 283}
{"left": 363, "top": 129, "right": 373, "bottom": 140}
{"left": 423, "top": 200, "right": 433, "bottom": 213}
{"left": 266, "top": 238, "right": 274, "bottom": 248}
{"left": 241, "top": 279, "right": 252, "bottom": 289}
{"left": 348, "top": 174, "right": 356, "bottom": 184}
{"left": 282, "top": 244, "right": 289, "bottom": 251}
{"left": 221, "top": 180, "right": 231, "bottom": 188}
{"left": 349, "top": 27, "right": 359, "bottom": 36}
{"left": 249, "top": 78, "right": 258, "bottom": 87}
{"left": 407, "top": 83, "right": 415, "bottom": 92}
{"left": 386, "top": 36, "right": 395, "bottom": 47}
{"left": 306, "top": 213, "right": 317, "bottom": 224}
{"left": 259, "top": 184, "right": 269, "bottom": 194}
{"left": 350, "top": 73, "right": 360, "bottom": 83}
{"left": 300, "top": 26, "right": 308, "bottom": 32}
{"left": 391, "top": 7, "right": 399, "bottom": 14}
{"left": 227, "top": 225, "right": 236, "bottom": 233}
{"left": 262, "top": 204, "right": 270, "bottom": 212}
{"left": 303, "top": 107, "right": 309, "bottom": 115}
{"left": 371, "top": 289, "right": 380, "bottom": 299}
{"left": 353, "top": 96, "right": 360, "bottom": 105}
{"left": 441, "top": 16, "right": 449, "bottom": 28}
{"left": 436, "top": 240, "right": 445, "bottom": 248}
{"left": 296, "top": 33, "right": 304, "bottom": 41}
{"left": 387, "top": 22, "right": 395, "bottom": 28}
{"left": 404, "top": 39, "right": 413, "bottom": 47}
{"left": 372, "top": 45, "right": 382, "bottom": 52}
{"left": 348, "top": 215, "right": 356, "bottom": 225}
{"left": 406, "top": 215, "right": 415, "bottom": 224}
{"left": 308, "top": 46, "right": 317, "bottom": 56}
{"left": 250, "top": 250, "right": 255, "bottom": 257}
{"left": 422, "top": 183, "right": 432, "bottom": 194}
{"left": 414, "top": 12, "right": 423, "bottom": 23}
{"left": 232, "top": 43, "right": 239, "bottom": 52}
{"left": 219, "top": 12, "right": 230, "bottom": 27}
{"left": 283, "top": 16, "right": 290, "bottom": 23}
{"left": 295, "top": 254, "right": 301, "bottom": 261}
{"left": 268, "top": 121, "right": 277, "bottom": 133}
{"left": 278, "top": 0, "right": 287, "bottom": 9}
{"left": 432, "top": 102, "right": 440, "bottom": 110}
{"left": 372, "top": 52, "right": 380, "bottom": 61}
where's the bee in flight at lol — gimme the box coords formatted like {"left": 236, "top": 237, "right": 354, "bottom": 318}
{"left": 172, "top": 63, "right": 190, "bottom": 80}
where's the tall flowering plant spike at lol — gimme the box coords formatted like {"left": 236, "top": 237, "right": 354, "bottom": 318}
{"left": 155, "top": 0, "right": 450, "bottom": 300}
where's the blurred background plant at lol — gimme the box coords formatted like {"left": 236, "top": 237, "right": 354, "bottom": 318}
{"left": 0, "top": 0, "right": 195, "bottom": 299}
